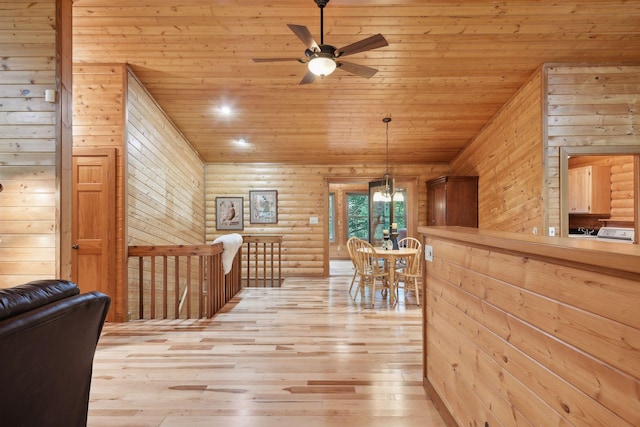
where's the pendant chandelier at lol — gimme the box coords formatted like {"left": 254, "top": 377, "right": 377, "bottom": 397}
{"left": 381, "top": 117, "right": 393, "bottom": 198}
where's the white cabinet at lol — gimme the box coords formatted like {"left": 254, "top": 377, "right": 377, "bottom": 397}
{"left": 568, "top": 165, "right": 611, "bottom": 214}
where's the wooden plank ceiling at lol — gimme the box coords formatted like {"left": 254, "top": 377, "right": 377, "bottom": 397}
{"left": 72, "top": 0, "right": 640, "bottom": 165}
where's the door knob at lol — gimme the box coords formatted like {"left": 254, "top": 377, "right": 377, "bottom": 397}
{"left": 72, "top": 244, "right": 79, "bottom": 249}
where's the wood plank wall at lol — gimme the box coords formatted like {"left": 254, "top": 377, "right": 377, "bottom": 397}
{"left": 204, "top": 164, "right": 449, "bottom": 276}
{"left": 423, "top": 231, "right": 640, "bottom": 427}
{"left": 450, "top": 67, "right": 544, "bottom": 234}
{"left": 126, "top": 71, "right": 205, "bottom": 247}
{"left": 126, "top": 70, "right": 205, "bottom": 319}
{"left": 545, "top": 64, "right": 640, "bottom": 230}
{"left": 72, "top": 63, "right": 127, "bottom": 320}
{"left": 0, "top": 0, "right": 58, "bottom": 287}
{"left": 449, "top": 64, "right": 640, "bottom": 236}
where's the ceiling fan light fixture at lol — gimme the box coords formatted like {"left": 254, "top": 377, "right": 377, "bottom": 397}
{"left": 308, "top": 54, "right": 336, "bottom": 77}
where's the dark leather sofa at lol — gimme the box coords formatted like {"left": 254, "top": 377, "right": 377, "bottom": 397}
{"left": 0, "top": 280, "right": 110, "bottom": 427}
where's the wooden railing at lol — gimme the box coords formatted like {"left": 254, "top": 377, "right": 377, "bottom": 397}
{"left": 242, "top": 234, "right": 282, "bottom": 287}
{"left": 128, "top": 243, "right": 241, "bottom": 319}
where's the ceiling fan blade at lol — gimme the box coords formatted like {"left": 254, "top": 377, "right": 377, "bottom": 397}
{"left": 336, "top": 34, "right": 388, "bottom": 57}
{"left": 287, "top": 24, "right": 319, "bottom": 51}
{"left": 299, "top": 70, "right": 316, "bottom": 85}
{"left": 336, "top": 61, "right": 379, "bottom": 79}
{"left": 252, "top": 58, "right": 301, "bottom": 63}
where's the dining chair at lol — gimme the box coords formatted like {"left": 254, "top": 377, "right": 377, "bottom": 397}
{"left": 346, "top": 236, "right": 360, "bottom": 296}
{"left": 395, "top": 237, "right": 422, "bottom": 305}
{"left": 398, "top": 236, "right": 421, "bottom": 251}
{"left": 394, "top": 235, "right": 418, "bottom": 267}
{"left": 351, "top": 239, "right": 390, "bottom": 307}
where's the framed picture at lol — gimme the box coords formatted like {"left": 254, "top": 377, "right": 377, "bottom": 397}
{"left": 249, "top": 190, "right": 278, "bottom": 224}
{"left": 216, "top": 197, "right": 243, "bottom": 230}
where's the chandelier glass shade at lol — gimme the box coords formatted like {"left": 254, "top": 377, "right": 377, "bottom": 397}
{"left": 381, "top": 172, "right": 393, "bottom": 198}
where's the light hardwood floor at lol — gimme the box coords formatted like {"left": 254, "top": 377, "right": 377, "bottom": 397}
{"left": 329, "top": 259, "right": 355, "bottom": 276}
{"left": 88, "top": 271, "right": 445, "bottom": 426}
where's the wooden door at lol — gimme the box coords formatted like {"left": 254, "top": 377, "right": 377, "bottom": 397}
{"left": 72, "top": 149, "right": 115, "bottom": 301}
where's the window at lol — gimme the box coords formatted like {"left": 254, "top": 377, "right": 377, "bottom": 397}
{"left": 347, "top": 193, "right": 369, "bottom": 240}
{"left": 393, "top": 189, "right": 407, "bottom": 229}
{"left": 328, "top": 193, "right": 336, "bottom": 242}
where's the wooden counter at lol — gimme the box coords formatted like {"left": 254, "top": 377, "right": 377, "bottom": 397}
{"left": 420, "top": 226, "right": 640, "bottom": 276}
{"left": 418, "top": 226, "right": 640, "bottom": 427}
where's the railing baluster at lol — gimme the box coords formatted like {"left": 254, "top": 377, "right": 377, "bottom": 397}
{"left": 270, "top": 242, "right": 274, "bottom": 287}
{"left": 174, "top": 255, "right": 180, "bottom": 318}
{"left": 138, "top": 257, "right": 144, "bottom": 318}
{"left": 254, "top": 242, "right": 259, "bottom": 286}
{"left": 242, "top": 235, "right": 283, "bottom": 288}
{"left": 198, "top": 255, "right": 204, "bottom": 319}
{"left": 128, "top": 244, "right": 237, "bottom": 320}
{"left": 278, "top": 242, "right": 282, "bottom": 286}
{"left": 150, "top": 256, "right": 156, "bottom": 319}
{"left": 245, "top": 243, "right": 250, "bottom": 288}
{"left": 186, "top": 255, "right": 192, "bottom": 319}
{"left": 162, "top": 255, "right": 168, "bottom": 319}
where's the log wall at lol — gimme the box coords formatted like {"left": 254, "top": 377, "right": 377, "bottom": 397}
{"left": 0, "top": 0, "right": 58, "bottom": 287}
{"left": 204, "top": 164, "right": 449, "bottom": 276}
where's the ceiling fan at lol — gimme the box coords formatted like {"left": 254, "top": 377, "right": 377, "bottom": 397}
{"left": 252, "top": 0, "right": 388, "bottom": 85}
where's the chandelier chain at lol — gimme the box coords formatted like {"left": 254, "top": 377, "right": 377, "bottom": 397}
{"left": 385, "top": 120, "right": 389, "bottom": 174}
{"left": 382, "top": 117, "right": 392, "bottom": 197}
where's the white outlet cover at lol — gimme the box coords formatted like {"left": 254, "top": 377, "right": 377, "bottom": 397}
{"left": 424, "top": 245, "right": 434, "bottom": 262}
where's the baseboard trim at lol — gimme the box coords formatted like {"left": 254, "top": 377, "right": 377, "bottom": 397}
{"left": 423, "top": 376, "right": 458, "bottom": 427}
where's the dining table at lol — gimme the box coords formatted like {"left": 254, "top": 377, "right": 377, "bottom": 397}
{"left": 357, "top": 246, "right": 419, "bottom": 304}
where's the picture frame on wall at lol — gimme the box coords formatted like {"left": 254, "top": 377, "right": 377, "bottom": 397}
{"left": 249, "top": 190, "right": 278, "bottom": 224}
{"left": 216, "top": 197, "right": 243, "bottom": 230}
